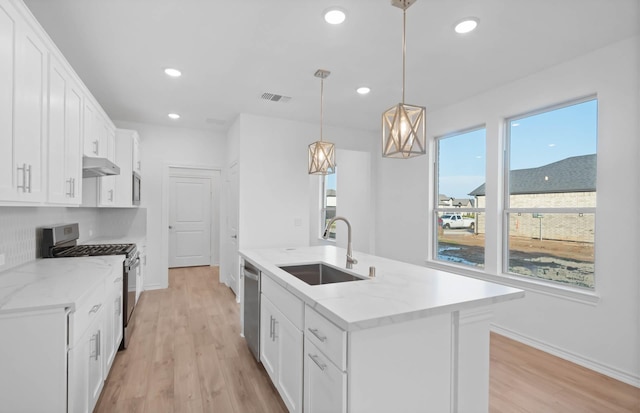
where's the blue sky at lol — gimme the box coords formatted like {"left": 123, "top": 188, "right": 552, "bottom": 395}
{"left": 438, "top": 99, "right": 597, "bottom": 199}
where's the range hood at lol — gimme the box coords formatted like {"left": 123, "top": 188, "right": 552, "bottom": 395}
{"left": 82, "top": 156, "right": 120, "bottom": 178}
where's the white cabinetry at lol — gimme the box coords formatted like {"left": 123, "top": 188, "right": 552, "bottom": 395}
{"left": 0, "top": 309, "right": 68, "bottom": 412}
{"left": 136, "top": 244, "right": 146, "bottom": 302}
{"left": 304, "top": 339, "right": 347, "bottom": 413}
{"left": 0, "top": 0, "right": 47, "bottom": 204}
{"left": 260, "top": 275, "right": 303, "bottom": 413}
{"left": 47, "top": 54, "right": 83, "bottom": 205}
{"left": 104, "top": 270, "right": 124, "bottom": 373}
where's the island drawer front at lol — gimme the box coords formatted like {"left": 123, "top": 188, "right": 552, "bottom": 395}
{"left": 69, "top": 280, "right": 106, "bottom": 346}
{"left": 305, "top": 305, "right": 346, "bottom": 371}
{"left": 262, "top": 274, "right": 304, "bottom": 330}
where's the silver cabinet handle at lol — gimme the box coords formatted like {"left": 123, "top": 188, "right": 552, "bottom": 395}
{"left": 66, "top": 178, "right": 73, "bottom": 197}
{"left": 308, "top": 328, "right": 327, "bottom": 342}
{"left": 108, "top": 189, "right": 114, "bottom": 201}
{"left": 309, "top": 354, "right": 326, "bottom": 371}
{"left": 72, "top": 178, "right": 75, "bottom": 197}
{"left": 26, "top": 164, "right": 32, "bottom": 192}
{"left": 17, "top": 164, "right": 26, "bottom": 192}
{"left": 93, "top": 139, "right": 99, "bottom": 155}
{"left": 96, "top": 329, "right": 101, "bottom": 359}
{"left": 89, "top": 304, "right": 102, "bottom": 314}
{"left": 269, "top": 315, "right": 274, "bottom": 339}
{"left": 137, "top": 161, "right": 141, "bottom": 171}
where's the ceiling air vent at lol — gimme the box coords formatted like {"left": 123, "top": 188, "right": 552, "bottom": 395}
{"left": 260, "top": 92, "right": 292, "bottom": 103}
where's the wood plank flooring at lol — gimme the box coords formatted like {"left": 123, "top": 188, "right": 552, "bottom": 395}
{"left": 95, "top": 266, "right": 639, "bottom": 413}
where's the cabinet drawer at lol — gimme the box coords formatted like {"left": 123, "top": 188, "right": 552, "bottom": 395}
{"left": 69, "top": 280, "right": 106, "bottom": 346}
{"left": 305, "top": 305, "right": 346, "bottom": 371}
{"left": 262, "top": 274, "right": 304, "bottom": 330}
{"left": 304, "top": 338, "right": 347, "bottom": 413}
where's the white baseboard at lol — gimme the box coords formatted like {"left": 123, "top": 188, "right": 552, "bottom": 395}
{"left": 491, "top": 324, "right": 640, "bottom": 388}
{"left": 143, "top": 283, "right": 167, "bottom": 291}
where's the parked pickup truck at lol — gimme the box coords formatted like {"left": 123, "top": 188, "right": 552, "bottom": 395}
{"left": 440, "top": 213, "right": 475, "bottom": 230}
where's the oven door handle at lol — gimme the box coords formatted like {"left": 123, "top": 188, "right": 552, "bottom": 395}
{"left": 126, "top": 256, "right": 140, "bottom": 272}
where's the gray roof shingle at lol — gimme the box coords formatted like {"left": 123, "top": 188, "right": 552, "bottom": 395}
{"left": 469, "top": 154, "right": 596, "bottom": 196}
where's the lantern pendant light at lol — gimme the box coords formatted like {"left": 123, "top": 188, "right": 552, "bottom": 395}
{"left": 308, "top": 69, "right": 336, "bottom": 175}
{"left": 382, "top": 0, "right": 426, "bottom": 159}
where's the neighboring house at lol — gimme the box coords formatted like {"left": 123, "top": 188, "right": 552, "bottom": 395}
{"left": 438, "top": 194, "right": 474, "bottom": 209}
{"left": 469, "top": 154, "right": 596, "bottom": 242}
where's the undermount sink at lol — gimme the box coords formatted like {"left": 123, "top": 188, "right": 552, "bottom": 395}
{"left": 278, "top": 263, "right": 366, "bottom": 286}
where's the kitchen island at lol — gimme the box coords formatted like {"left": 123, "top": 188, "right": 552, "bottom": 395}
{"left": 240, "top": 246, "right": 524, "bottom": 413}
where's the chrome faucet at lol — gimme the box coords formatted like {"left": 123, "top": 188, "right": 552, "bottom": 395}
{"left": 323, "top": 216, "right": 358, "bottom": 269}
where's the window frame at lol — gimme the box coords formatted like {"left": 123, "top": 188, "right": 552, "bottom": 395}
{"left": 502, "top": 95, "right": 597, "bottom": 290}
{"left": 319, "top": 171, "right": 337, "bottom": 241}
{"left": 433, "top": 125, "right": 487, "bottom": 269}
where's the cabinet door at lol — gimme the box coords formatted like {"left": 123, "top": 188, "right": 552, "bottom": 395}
{"left": 0, "top": 1, "right": 16, "bottom": 200}
{"left": 99, "top": 175, "right": 116, "bottom": 206}
{"left": 260, "top": 295, "right": 279, "bottom": 382}
{"left": 83, "top": 99, "right": 99, "bottom": 157}
{"left": 65, "top": 79, "right": 83, "bottom": 203}
{"left": 104, "top": 283, "right": 122, "bottom": 374}
{"left": 276, "top": 309, "right": 303, "bottom": 413}
{"left": 47, "top": 56, "right": 69, "bottom": 204}
{"left": 13, "top": 19, "right": 47, "bottom": 202}
{"left": 304, "top": 339, "right": 347, "bottom": 413}
{"left": 87, "top": 312, "right": 105, "bottom": 412}
{"left": 132, "top": 133, "right": 141, "bottom": 173}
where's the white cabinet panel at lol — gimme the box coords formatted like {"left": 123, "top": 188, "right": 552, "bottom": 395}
{"left": 6, "top": 16, "right": 48, "bottom": 203}
{"left": 0, "top": 1, "right": 16, "bottom": 200}
{"left": 47, "top": 55, "right": 82, "bottom": 205}
{"left": 304, "top": 339, "right": 347, "bottom": 413}
{"left": 260, "top": 292, "right": 303, "bottom": 413}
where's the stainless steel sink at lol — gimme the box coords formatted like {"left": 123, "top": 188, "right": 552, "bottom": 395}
{"left": 278, "top": 264, "right": 365, "bottom": 286}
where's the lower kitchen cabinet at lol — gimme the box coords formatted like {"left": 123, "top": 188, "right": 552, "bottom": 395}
{"left": 304, "top": 338, "right": 347, "bottom": 413}
{"left": 104, "top": 272, "right": 123, "bottom": 373}
{"left": 0, "top": 308, "right": 68, "bottom": 412}
{"left": 260, "top": 278, "right": 303, "bottom": 413}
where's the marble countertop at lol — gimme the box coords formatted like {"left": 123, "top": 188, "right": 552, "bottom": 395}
{"left": 0, "top": 256, "right": 124, "bottom": 315}
{"left": 240, "top": 246, "right": 525, "bottom": 331}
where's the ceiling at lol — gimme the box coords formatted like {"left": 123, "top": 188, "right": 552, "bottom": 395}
{"left": 23, "top": 0, "right": 639, "bottom": 133}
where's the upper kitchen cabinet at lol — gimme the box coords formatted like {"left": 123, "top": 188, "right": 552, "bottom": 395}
{"left": 0, "top": 0, "right": 47, "bottom": 204}
{"left": 113, "top": 129, "right": 140, "bottom": 208}
{"left": 83, "top": 98, "right": 114, "bottom": 161}
{"left": 47, "top": 54, "right": 83, "bottom": 205}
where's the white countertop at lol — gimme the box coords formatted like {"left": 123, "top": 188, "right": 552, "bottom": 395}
{"left": 240, "top": 246, "right": 525, "bottom": 331}
{"left": 0, "top": 256, "right": 124, "bottom": 315}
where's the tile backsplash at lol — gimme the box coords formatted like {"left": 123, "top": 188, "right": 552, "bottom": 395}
{"left": 0, "top": 207, "right": 146, "bottom": 271}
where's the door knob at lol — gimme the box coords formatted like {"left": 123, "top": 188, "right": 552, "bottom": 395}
{"left": 169, "top": 226, "right": 173, "bottom": 229}
{"left": 231, "top": 235, "right": 237, "bottom": 239}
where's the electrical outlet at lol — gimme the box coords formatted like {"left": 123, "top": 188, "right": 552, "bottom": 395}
{"left": 294, "top": 218, "right": 302, "bottom": 227}
{"left": 89, "top": 229, "right": 93, "bottom": 237}
{"left": 0, "top": 253, "right": 5, "bottom": 266}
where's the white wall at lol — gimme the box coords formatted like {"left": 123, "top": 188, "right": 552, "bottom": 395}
{"left": 115, "top": 120, "right": 226, "bottom": 289}
{"left": 232, "top": 114, "right": 376, "bottom": 251}
{"left": 376, "top": 36, "right": 640, "bottom": 385}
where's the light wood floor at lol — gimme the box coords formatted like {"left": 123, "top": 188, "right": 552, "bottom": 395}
{"left": 96, "top": 266, "right": 639, "bottom": 413}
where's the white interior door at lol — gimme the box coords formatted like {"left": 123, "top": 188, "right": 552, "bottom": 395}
{"left": 225, "top": 162, "right": 239, "bottom": 295}
{"left": 169, "top": 175, "right": 212, "bottom": 268}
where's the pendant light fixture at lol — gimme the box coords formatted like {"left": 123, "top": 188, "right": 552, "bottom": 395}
{"left": 382, "top": 0, "right": 426, "bottom": 158}
{"left": 308, "top": 69, "right": 336, "bottom": 175}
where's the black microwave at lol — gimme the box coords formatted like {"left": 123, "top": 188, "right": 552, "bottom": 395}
{"left": 132, "top": 172, "right": 141, "bottom": 205}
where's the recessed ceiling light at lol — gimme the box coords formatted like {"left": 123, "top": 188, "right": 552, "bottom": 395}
{"left": 356, "top": 86, "right": 370, "bottom": 95}
{"left": 454, "top": 18, "right": 479, "bottom": 34}
{"left": 324, "top": 8, "right": 346, "bottom": 25}
{"left": 164, "top": 68, "right": 182, "bottom": 77}
{"left": 168, "top": 113, "right": 180, "bottom": 120}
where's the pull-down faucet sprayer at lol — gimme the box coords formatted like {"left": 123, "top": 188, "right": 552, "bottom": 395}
{"left": 323, "top": 216, "right": 358, "bottom": 269}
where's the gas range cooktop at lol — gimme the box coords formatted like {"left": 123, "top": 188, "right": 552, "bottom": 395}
{"left": 51, "top": 243, "right": 136, "bottom": 258}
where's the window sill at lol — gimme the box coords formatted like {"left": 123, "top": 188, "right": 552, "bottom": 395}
{"left": 424, "top": 260, "right": 600, "bottom": 306}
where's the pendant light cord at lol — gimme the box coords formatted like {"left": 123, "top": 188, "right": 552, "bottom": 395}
{"left": 320, "top": 77, "right": 324, "bottom": 142}
{"left": 402, "top": 6, "right": 406, "bottom": 104}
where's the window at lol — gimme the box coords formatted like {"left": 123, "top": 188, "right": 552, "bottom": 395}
{"left": 320, "top": 171, "right": 337, "bottom": 239}
{"left": 505, "top": 98, "right": 597, "bottom": 289}
{"left": 435, "top": 128, "right": 486, "bottom": 268}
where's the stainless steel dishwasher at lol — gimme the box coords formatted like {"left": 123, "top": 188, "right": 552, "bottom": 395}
{"left": 242, "top": 260, "right": 260, "bottom": 361}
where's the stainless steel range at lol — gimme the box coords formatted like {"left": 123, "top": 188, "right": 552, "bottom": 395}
{"left": 41, "top": 223, "right": 139, "bottom": 350}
